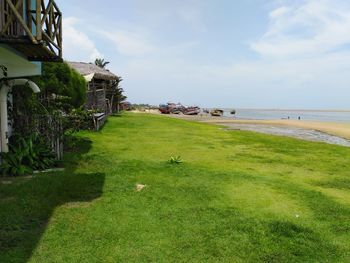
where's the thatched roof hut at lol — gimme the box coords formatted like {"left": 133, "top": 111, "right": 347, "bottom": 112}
{"left": 67, "top": 61, "right": 119, "bottom": 81}
{"left": 67, "top": 61, "right": 120, "bottom": 114}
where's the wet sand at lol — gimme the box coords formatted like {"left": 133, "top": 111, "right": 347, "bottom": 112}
{"left": 204, "top": 119, "right": 350, "bottom": 140}
{"left": 222, "top": 123, "right": 350, "bottom": 147}
{"left": 131, "top": 110, "right": 350, "bottom": 146}
{"left": 167, "top": 114, "right": 350, "bottom": 147}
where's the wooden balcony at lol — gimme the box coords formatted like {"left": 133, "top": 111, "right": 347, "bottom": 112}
{"left": 0, "top": 0, "right": 62, "bottom": 62}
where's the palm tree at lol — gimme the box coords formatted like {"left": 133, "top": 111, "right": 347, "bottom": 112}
{"left": 114, "top": 86, "right": 127, "bottom": 113}
{"left": 109, "top": 77, "right": 126, "bottom": 113}
{"left": 94, "top": 58, "right": 110, "bottom": 69}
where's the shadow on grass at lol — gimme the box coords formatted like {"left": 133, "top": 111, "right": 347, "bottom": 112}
{"left": 0, "top": 136, "right": 105, "bottom": 263}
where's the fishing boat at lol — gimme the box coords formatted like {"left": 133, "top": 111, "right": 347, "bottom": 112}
{"left": 159, "top": 104, "right": 171, "bottom": 114}
{"left": 183, "top": 106, "right": 200, "bottom": 115}
{"left": 170, "top": 108, "right": 182, "bottom": 114}
{"left": 159, "top": 103, "right": 184, "bottom": 114}
{"left": 210, "top": 109, "right": 224, "bottom": 117}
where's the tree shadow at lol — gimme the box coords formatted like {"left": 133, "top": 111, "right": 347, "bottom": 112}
{"left": 0, "top": 136, "right": 105, "bottom": 263}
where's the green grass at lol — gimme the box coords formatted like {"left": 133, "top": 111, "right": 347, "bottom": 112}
{"left": 1, "top": 113, "right": 350, "bottom": 262}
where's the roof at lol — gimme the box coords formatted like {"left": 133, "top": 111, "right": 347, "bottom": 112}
{"left": 67, "top": 61, "right": 119, "bottom": 81}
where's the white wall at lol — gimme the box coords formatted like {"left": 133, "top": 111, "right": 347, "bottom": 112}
{"left": 0, "top": 44, "right": 42, "bottom": 78}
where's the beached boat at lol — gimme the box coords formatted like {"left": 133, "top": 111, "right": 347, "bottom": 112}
{"left": 210, "top": 109, "right": 224, "bottom": 117}
{"left": 159, "top": 103, "right": 184, "bottom": 114}
{"left": 230, "top": 109, "right": 236, "bottom": 115}
{"left": 171, "top": 108, "right": 182, "bottom": 114}
{"left": 183, "top": 106, "right": 200, "bottom": 115}
{"left": 159, "top": 104, "right": 171, "bottom": 114}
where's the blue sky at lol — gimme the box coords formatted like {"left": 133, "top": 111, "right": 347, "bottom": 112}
{"left": 60, "top": 0, "right": 350, "bottom": 109}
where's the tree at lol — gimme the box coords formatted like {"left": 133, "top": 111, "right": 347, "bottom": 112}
{"left": 94, "top": 58, "right": 110, "bottom": 69}
{"left": 115, "top": 86, "right": 127, "bottom": 113}
{"left": 109, "top": 77, "right": 126, "bottom": 113}
{"left": 31, "top": 62, "right": 87, "bottom": 110}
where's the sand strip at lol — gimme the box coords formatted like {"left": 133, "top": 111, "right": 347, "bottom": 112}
{"left": 131, "top": 110, "right": 350, "bottom": 145}
{"left": 166, "top": 114, "right": 350, "bottom": 146}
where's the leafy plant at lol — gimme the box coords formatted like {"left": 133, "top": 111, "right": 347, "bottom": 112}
{"left": 66, "top": 108, "right": 95, "bottom": 131}
{"left": 30, "top": 62, "right": 87, "bottom": 110}
{"left": 94, "top": 58, "right": 110, "bottom": 69}
{"left": 0, "top": 147, "right": 32, "bottom": 176}
{"left": 0, "top": 133, "right": 56, "bottom": 176}
{"left": 169, "top": 156, "right": 183, "bottom": 164}
{"left": 0, "top": 65, "right": 7, "bottom": 77}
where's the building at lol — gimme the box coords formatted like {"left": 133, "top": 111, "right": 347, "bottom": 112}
{"left": 67, "top": 62, "right": 121, "bottom": 114}
{"left": 0, "top": 0, "right": 62, "bottom": 153}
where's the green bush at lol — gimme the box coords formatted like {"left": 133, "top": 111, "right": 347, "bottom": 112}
{"left": 0, "top": 133, "right": 56, "bottom": 176}
{"left": 66, "top": 108, "right": 96, "bottom": 131}
{"left": 31, "top": 62, "right": 87, "bottom": 110}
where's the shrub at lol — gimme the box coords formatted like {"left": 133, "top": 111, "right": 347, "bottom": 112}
{"left": 31, "top": 62, "right": 87, "bottom": 110}
{"left": 65, "top": 108, "right": 96, "bottom": 131}
{"left": 0, "top": 133, "right": 56, "bottom": 176}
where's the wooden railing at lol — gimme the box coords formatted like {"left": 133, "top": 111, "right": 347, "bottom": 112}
{"left": 0, "top": 0, "right": 62, "bottom": 60}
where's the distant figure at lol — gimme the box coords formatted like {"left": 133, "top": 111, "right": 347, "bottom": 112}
{"left": 298, "top": 116, "right": 301, "bottom": 120}
{"left": 288, "top": 116, "right": 290, "bottom": 119}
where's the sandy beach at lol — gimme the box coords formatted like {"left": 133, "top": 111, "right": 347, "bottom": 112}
{"left": 134, "top": 110, "right": 350, "bottom": 146}
{"left": 203, "top": 119, "right": 350, "bottom": 140}
{"left": 131, "top": 110, "right": 350, "bottom": 144}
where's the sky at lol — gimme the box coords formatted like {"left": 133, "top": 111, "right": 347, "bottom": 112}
{"left": 59, "top": 0, "right": 350, "bottom": 109}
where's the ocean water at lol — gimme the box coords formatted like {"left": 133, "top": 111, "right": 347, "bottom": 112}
{"left": 220, "top": 109, "right": 350, "bottom": 123}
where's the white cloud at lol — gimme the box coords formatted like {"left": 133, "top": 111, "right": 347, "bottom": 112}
{"left": 135, "top": 0, "right": 206, "bottom": 32}
{"left": 251, "top": 0, "right": 350, "bottom": 57}
{"left": 122, "top": 49, "right": 350, "bottom": 108}
{"left": 269, "top": 6, "right": 290, "bottom": 19}
{"left": 60, "top": 1, "right": 350, "bottom": 109}
{"left": 101, "top": 30, "right": 155, "bottom": 56}
{"left": 63, "top": 17, "right": 103, "bottom": 61}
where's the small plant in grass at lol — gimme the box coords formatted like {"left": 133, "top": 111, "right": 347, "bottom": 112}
{"left": 169, "top": 156, "right": 183, "bottom": 164}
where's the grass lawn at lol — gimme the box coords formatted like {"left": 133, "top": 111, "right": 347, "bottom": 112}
{"left": 1, "top": 113, "right": 350, "bottom": 262}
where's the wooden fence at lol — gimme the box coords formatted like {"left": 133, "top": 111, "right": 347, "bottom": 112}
{"left": 13, "top": 113, "right": 64, "bottom": 160}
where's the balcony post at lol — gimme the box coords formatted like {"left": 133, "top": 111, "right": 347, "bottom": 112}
{"left": 36, "top": 0, "right": 41, "bottom": 40}
{"left": 26, "top": 0, "right": 32, "bottom": 31}
{"left": 4, "top": 0, "right": 37, "bottom": 43}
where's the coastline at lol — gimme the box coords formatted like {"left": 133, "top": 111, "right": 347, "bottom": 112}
{"left": 203, "top": 119, "right": 350, "bottom": 140}
{"left": 131, "top": 110, "right": 350, "bottom": 141}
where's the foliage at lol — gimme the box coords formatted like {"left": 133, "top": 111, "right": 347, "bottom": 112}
{"left": 94, "top": 58, "right": 110, "bottom": 69}
{"left": 6, "top": 63, "right": 89, "bottom": 173}
{"left": 109, "top": 78, "right": 127, "bottom": 113}
{"left": 131, "top": 103, "right": 158, "bottom": 110}
{"left": 65, "top": 108, "right": 95, "bottom": 131}
{"left": 169, "top": 155, "right": 183, "bottom": 164}
{"left": 31, "top": 62, "right": 87, "bottom": 110}
{"left": 0, "top": 65, "right": 8, "bottom": 78}
{"left": 0, "top": 133, "right": 56, "bottom": 176}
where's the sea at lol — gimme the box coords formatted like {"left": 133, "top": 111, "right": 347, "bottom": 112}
{"left": 219, "top": 109, "right": 350, "bottom": 123}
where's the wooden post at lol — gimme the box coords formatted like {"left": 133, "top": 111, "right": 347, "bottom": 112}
{"left": 26, "top": 0, "right": 32, "bottom": 31}
{"left": 1, "top": 0, "right": 24, "bottom": 35}
{"left": 4, "top": 0, "right": 37, "bottom": 43}
{"left": 36, "top": 0, "right": 41, "bottom": 40}
{"left": 58, "top": 15, "right": 62, "bottom": 57}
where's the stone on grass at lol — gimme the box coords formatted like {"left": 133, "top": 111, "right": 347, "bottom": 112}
{"left": 136, "top": 184, "right": 146, "bottom": 192}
